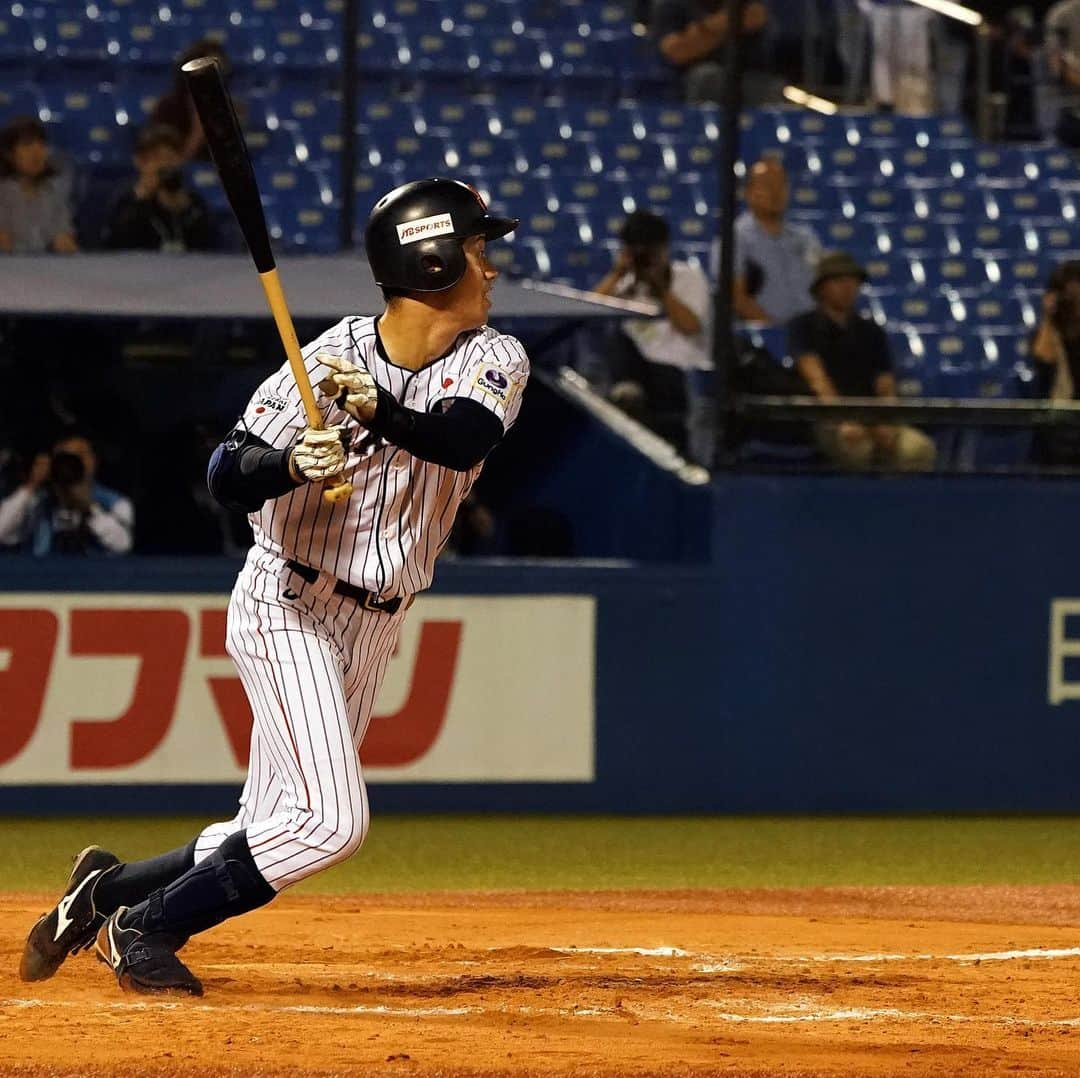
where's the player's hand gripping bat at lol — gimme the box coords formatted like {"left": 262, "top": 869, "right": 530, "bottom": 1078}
{"left": 182, "top": 56, "right": 353, "bottom": 505}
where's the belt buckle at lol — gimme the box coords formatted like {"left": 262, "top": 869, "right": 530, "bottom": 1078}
{"left": 362, "top": 591, "right": 385, "bottom": 613}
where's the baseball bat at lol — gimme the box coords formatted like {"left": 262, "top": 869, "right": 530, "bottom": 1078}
{"left": 181, "top": 56, "right": 353, "bottom": 505}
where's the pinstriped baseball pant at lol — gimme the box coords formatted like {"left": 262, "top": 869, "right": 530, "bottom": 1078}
{"left": 192, "top": 548, "right": 406, "bottom": 891}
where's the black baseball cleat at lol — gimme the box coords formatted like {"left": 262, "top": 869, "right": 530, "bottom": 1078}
{"left": 20, "top": 845, "right": 120, "bottom": 982}
{"left": 95, "top": 907, "right": 203, "bottom": 997}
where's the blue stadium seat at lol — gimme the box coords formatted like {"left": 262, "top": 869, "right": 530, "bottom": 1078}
{"left": 260, "top": 15, "right": 341, "bottom": 69}
{"left": 485, "top": 171, "right": 551, "bottom": 214}
{"left": 543, "top": 31, "right": 618, "bottom": 83}
{"left": 786, "top": 180, "right": 847, "bottom": 219}
{"left": 742, "top": 324, "right": 790, "bottom": 362}
{"left": 38, "top": 83, "right": 122, "bottom": 165}
{"left": 1036, "top": 146, "right": 1080, "bottom": 185}
{"left": 891, "top": 145, "right": 969, "bottom": 183}
{"left": 990, "top": 254, "right": 1050, "bottom": 292}
{"left": 962, "top": 293, "right": 1037, "bottom": 330}
{"left": 846, "top": 184, "right": 910, "bottom": 220}
{"left": 519, "top": 0, "right": 593, "bottom": 33}
{"left": 1033, "top": 222, "right": 1080, "bottom": 254}
{"left": 821, "top": 145, "right": 885, "bottom": 181}
{"left": 188, "top": 161, "right": 229, "bottom": 211}
{"left": 111, "top": 76, "right": 161, "bottom": 131}
{"left": 558, "top": 100, "right": 640, "bottom": 142}
{"left": 469, "top": 31, "right": 544, "bottom": 81}
{"left": 421, "top": 95, "right": 498, "bottom": 136}
{"left": 991, "top": 187, "right": 1074, "bottom": 222}
{"left": 637, "top": 102, "right": 718, "bottom": 143}
{"left": 356, "top": 97, "right": 419, "bottom": 135}
{"left": 442, "top": 130, "right": 518, "bottom": 174}
{"left": 915, "top": 255, "right": 990, "bottom": 295}
{"left": 266, "top": 199, "right": 340, "bottom": 252}
{"left": 30, "top": 8, "right": 111, "bottom": 66}
{"left": 0, "top": 83, "right": 42, "bottom": 122}
{"left": 820, "top": 218, "right": 884, "bottom": 257}
{"left": 862, "top": 253, "right": 916, "bottom": 292}
{"left": 520, "top": 135, "right": 603, "bottom": 175}
{"left": 358, "top": 130, "right": 449, "bottom": 173}
{"left": 111, "top": 16, "right": 189, "bottom": 69}
{"left": 876, "top": 291, "right": 960, "bottom": 329}
{"left": 946, "top": 219, "right": 1032, "bottom": 255}
{"left": 916, "top": 186, "right": 987, "bottom": 222}
{"left": 266, "top": 87, "right": 342, "bottom": 163}
{"left": 890, "top": 219, "right": 949, "bottom": 255}
{"left": 356, "top": 26, "right": 401, "bottom": 77}
{"left": 916, "top": 331, "right": 981, "bottom": 381}
{"left": 889, "top": 332, "right": 938, "bottom": 396}
{"left": 546, "top": 241, "right": 612, "bottom": 290}
{"left": 0, "top": 9, "right": 40, "bottom": 67}
{"left": 352, "top": 162, "right": 404, "bottom": 225}
{"left": 607, "top": 139, "right": 677, "bottom": 174}
{"left": 397, "top": 25, "right": 478, "bottom": 79}
{"left": 970, "top": 145, "right": 1038, "bottom": 185}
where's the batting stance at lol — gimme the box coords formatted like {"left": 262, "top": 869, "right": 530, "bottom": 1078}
{"left": 21, "top": 178, "right": 528, "bottom": 996}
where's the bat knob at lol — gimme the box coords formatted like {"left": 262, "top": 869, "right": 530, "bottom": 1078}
{"left": 322, "top": 479, "right": 354, "bottom": 505}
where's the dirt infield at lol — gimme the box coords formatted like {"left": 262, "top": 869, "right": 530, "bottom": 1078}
{"left": 3, "top": 886, "right": 1080, "bottom": 1076}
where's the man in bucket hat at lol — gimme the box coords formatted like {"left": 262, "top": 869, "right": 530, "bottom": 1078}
{"left": 789, "top": 251, "right": 936, "bottom": 471}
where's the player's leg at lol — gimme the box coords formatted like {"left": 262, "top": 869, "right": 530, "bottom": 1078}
{"left": 95, "top": 567, "right": 372, "bottom": 994}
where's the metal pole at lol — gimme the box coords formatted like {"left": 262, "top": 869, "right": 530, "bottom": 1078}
{"left": 340, "top": 0, "right": 360, "bottom": 250}
{"left": 711, "top": 0, "right": 746, "bottom": 467}
{"left": 975, "top": 21, "right": 991, "bottom": 140}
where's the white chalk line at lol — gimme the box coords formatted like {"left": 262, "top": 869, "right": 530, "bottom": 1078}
{"left": 0, "top": 996, "right": 473, "bottom": 1019}
{"left": 5, "top": 994, "right": 1080, "bottom": 1033}
{"left": 505, "top": 944, "right": 1080, "bottom": 969}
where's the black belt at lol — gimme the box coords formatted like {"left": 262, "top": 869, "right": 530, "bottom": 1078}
{"left": 285, "top": 560, "right": 404, "bottom": 614}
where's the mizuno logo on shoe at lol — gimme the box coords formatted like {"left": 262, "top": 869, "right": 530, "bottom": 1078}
{"left": 53, "top": 869, "right": 103, "bottom": 942}
{"left": 107, "top": 918, "right": 124, "bottom": 970}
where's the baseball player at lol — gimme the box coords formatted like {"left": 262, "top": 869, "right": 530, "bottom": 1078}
{"left": 20, "top": 178, "right": 528, "bottom": 996}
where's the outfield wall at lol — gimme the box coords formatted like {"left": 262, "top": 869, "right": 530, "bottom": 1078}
{"left": 2, "top": 474, "right": 1080, "bottom": 814}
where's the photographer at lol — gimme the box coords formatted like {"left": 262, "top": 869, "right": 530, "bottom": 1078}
{"left": 101, "top": 125, "right": 216, "bottom": 252}
{"left": 0, "top": 433, "right": 133, "bottom": 555}
{"left": 1031, "top": 259, "right": 1080, "bottom": 464}
{"left": 592, "top": 210, "right": 710, "bottom": 455}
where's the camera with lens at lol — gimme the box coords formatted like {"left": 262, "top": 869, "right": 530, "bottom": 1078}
{"left": 50, "top": 450, "right": 86, "bottom": 489}
{"left": 157, "top": 166, "right": 184, "bottom": 194}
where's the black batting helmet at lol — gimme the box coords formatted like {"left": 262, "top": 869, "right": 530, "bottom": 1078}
{"left": 364, "top": 177, "right": 518, "bottom": 293}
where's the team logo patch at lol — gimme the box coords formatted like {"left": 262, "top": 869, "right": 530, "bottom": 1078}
{"left": 397, "top": 213, "right": 454, "bottom": 245}
{"left": 472, "top": 365, "right": 515, "bottom": 405}
{"left": 257, "top": 395, "right": 288, "bottom": 413}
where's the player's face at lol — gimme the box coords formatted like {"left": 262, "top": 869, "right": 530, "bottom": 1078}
{"left": 452, "top": 235, "right": 499, "bottom": 326}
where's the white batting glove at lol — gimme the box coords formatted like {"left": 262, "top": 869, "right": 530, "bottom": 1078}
{"left": 317, "top": 353, "right": 379, "bottom": 423}
{"left": 289, "top": 426, "right": 348, "bottom": 482}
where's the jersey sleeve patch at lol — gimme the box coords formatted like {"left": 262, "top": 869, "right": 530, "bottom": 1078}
{"left": 471, "top": 363, "right": 519, "bottom": 406}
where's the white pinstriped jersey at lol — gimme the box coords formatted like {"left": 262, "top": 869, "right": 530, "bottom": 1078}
{"left": 239, "top": 315, "right": 529, "bottom": 596}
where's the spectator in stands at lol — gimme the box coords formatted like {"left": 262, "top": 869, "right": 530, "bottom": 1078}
{"left": 102, "top": 125, "right": 217, "bottom": 252}
{"left": 866, "top": 1, "right": 937, "bottom": 113}
{"left": 0, "top": 432, "right": 133, "bottom": 555}
{"left": 593, "top": 210, "right": 711, "bottom": 455}
{"left": 152, "top": 39, "right": 232, "bottom": 162}
{"left": 652, "top": 0, "right": 778, "bottom": 104}
{"left": 728, "top": 158, "right": 821, "bottom": 324}
{"left": 789, "top": 252, "right": 936, "bottom": 471}
{"left": 1030, "top": 259, "right": 1080, "bottom": 464}
{"left": 1046, "top": 0, "right": 1080, "bottom": 143}
{"left": 0, "top": 117, "right": 77, "bottom": 255}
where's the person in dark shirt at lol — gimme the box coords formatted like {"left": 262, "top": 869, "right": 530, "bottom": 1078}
{"left": 651, "top": 0, "right": 779, "bottom": 104}
{"left": 789, "top": 251, "right": 936, "bottom": 471}
{"left": 152, "top": 39, "right": 231, "bottom": 162}
{"left": 1030, "top": 259, "right": 1080, "bottom": 464}
{"left": 102, "top": 124, "right": 216, "bottom": 252}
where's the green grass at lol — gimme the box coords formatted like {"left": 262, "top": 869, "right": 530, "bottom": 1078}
{"left": 2, "top": 816, "right": 1080, "bottom": 894}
